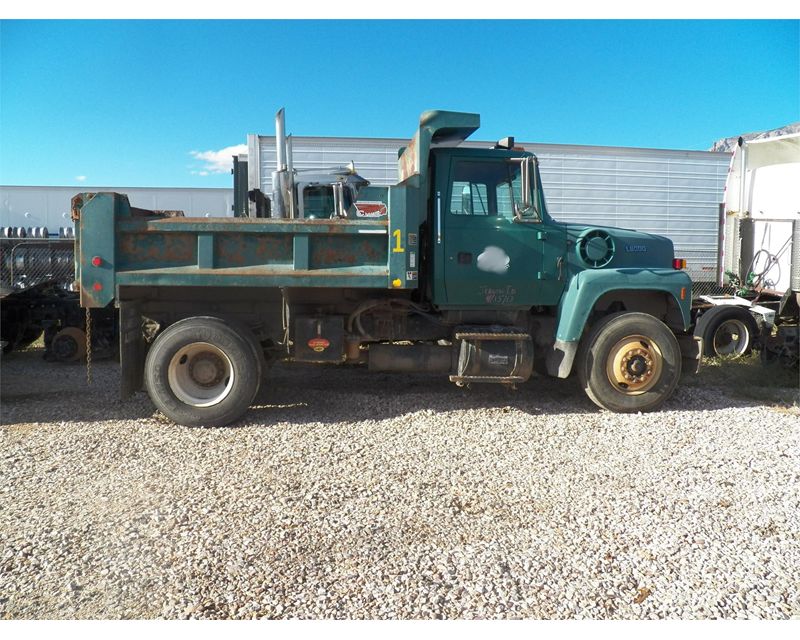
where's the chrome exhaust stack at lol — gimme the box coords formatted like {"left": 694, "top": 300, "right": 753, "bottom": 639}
{"left": 272, "top": 108, "right": 295, "bottom": 218}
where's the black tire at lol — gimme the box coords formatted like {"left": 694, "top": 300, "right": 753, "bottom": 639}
{"left": 221, "top": 316, "right": 267, "bottom": 381}
{"left": 577, "top": 312, "right": 682, "bottom": 413}
{"left": 51, "top": 326, "right": 87, "bottom": 362}
{"left": 699, "top": 306, "right": 758, "bottom": 358}
{"left": 144, "top": 316, "right": 261, "bottom": 427}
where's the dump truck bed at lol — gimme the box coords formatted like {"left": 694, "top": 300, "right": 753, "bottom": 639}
{"left": 74, "top": 192, "right": 413, "bottom": 308}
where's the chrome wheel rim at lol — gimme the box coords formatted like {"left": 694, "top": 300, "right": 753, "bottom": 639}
{"left": 167, "top": 342, "right": 234, "bottom": 407}
{"left": 606, "top": 334, "right": 663, "bottom": 395}
{"left": 713, "top": 319, "right": 750, "bottom": 356}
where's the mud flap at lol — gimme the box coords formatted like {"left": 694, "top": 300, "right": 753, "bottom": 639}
{"left": 119, "top": 300, "right": 145, "bottom": 398}
{"left": 677, "top": 334, "right": 702, "bottom": 376}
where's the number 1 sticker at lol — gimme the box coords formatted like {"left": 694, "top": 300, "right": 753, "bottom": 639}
{"left": 392, "top": 229, "right": 405, "bottom": 253}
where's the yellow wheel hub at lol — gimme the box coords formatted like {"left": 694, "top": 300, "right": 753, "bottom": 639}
{"left": 606, "top": 335, "right": 663, "bottom": 395}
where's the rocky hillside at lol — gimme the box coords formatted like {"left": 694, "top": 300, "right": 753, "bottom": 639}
{"left": 710, "top": 122, "right": 800, "bottom": 152}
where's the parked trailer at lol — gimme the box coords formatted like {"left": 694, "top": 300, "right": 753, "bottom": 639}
{"left": 74, "top": 109, "right": 701, "bottom": 427}
{"left": 0, "top": 186, "right": 234, "bottom": 358}
{"left": 692, "top": 134, "right": 800, "bottom": 368}
{"left": 0, "top": 232, "right": 119, "bottom": 361}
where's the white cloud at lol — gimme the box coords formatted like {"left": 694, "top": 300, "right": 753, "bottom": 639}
{"left": 75, "top": 175, "right": 87, "bottom": 182}
{"left": 189, "top": 144, "right": 247, "bottom": 175}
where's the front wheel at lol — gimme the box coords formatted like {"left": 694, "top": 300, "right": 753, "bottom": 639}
{"left": 144, "top": 317, "right": 261, "bottom": 427}
{"left": 577, "top": 312, "right": 682, "bottom": 413}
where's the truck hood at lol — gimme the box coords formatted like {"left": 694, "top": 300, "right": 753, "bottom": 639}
{"left": 562, "top": 223, "right": 675, "bottom": 272}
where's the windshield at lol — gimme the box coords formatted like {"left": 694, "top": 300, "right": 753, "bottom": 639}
{"left": 448, "top": 158, "right": 541, "bottom": 220}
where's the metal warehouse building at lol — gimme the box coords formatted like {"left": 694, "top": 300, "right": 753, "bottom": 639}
{"left": 0, "top": 186, "right": 235, "bottom": 235}
{"left": 247, "top": 134, "right": 732, "bottom": 283}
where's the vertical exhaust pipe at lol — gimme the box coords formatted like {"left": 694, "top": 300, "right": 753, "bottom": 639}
{"left": 285, "top": 134, "right": 296, "bottom": 218}
{"left": 275, "top": 108, "right": 287, "bottom": 171}
{"left": 273, "top": 108, "right": 295, "bottom": 217}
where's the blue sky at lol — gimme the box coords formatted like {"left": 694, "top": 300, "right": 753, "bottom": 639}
{"left": 1, "top": 19, "right": 798, "bottom": 188}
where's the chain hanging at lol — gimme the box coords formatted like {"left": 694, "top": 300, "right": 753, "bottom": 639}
{"left": 85, "top": 307, "right": 92, "bottom": 385}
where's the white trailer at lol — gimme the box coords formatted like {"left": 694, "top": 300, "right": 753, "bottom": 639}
{"left": 693, "top": 133, "right": 800, "bottom": 366}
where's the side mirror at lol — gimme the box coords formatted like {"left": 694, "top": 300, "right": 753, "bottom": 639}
{"left": 512, "top": 156, "right": 533, "bottom": 219}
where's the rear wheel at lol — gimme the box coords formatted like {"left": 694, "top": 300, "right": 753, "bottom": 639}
{"left": 700, "top": 307, "right": 758, "bottom": 358}
{"left": 577, "top": 312, "right": 682, "bottom": 413}
{"left": 144, "top": 317, "right": 260, "bottom": 427}
{"left": 51, "top": 326, "right": 87, "bottom": 362}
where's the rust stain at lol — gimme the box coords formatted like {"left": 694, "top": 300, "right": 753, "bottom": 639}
{"left": 119, "top": 234, "right": 193, "bottom": 264}
{"left": 315, "top": 245, "right": 357, "bottom": 267}
{"left": 119, "top": 235, "right": 136, "bottom": 259}
{"left": 251, "top": 237, "right": 286, "bottom": 263}
{"left": 216, "top": 235, "right": 292, "bottom": 267}
{"left": 229, "top": 241, "right": 248, "bottom": 266}
{"left": 71, "top": 193, "right": 97, "bottom": 221}
{"left": 130, "top": 207, "right": 185, "bottom": 218}
{"left": 179, "top": 267, "right": 387, "bottom": 278}
{"left": 217, "top": 237, "right": 247, "bottom": 266}
{"left": 80, "top": 288, "right": 103, "bottom": 308}
{"left": 361, "top": 239, "right": 383, "bottom": 262}
{"left": 164, "top": 235, "right": 193, "bottom": 262}
{"left": 398, "top": 134, "right": 418, "bottom": 182}
{"left": 251, "top": 238, "right": 266, "bottom": 259}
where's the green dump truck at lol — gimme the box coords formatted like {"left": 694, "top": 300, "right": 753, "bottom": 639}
{"left": 73, "top": 109, "right": 701, "bottom": 426}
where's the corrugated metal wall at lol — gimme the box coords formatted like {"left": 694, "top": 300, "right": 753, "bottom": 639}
{"left": 532, "top": 146, "right": 730, "bottom": 283}
{"left": 0, "top": 185, "right": 234, "bottom": 234}
{"left": 251, "top": 135, "right": 730, "bottom": 282}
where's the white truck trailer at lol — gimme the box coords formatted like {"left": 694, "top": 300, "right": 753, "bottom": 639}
{"left": 693, "top": 133, "right": 800, "bottom": 368}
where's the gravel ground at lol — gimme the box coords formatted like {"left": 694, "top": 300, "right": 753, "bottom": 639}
{"left": 1, "top": 349, "right": 799, "bottom": 619}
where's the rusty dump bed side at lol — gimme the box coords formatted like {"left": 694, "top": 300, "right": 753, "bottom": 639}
{"left": 73, "top": 192, "right": 414, "bottom": 308}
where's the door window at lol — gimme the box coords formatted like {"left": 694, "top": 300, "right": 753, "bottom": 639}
{"left": 448, "top": 160, "right": 520, "bottom": 219}
{"left": 450, "top": 180, "right": 488, "bottom": 215}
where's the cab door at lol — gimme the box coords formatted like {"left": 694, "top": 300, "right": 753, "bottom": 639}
{"left": 434, "top": 153, "right": 566, "bottom": 309}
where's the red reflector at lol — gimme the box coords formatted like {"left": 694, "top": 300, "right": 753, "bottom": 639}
{"left": 91, "top": 256, "right": 103, "bottom": 267}
{"left": 673, "top": 258, "right": 686, "bottom": 269}
{"left": 680, "top": 287, "right": 686, "bottom": 300}
{"left": 92, "top": 282, "right": 103, "bottom": 291}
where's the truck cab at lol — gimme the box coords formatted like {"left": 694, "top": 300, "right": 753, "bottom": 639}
{"left": 429, "top": 146, "right": 567, "bottom": 309}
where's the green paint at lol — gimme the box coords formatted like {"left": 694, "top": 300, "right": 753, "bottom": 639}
{"left": 555, "top": 268, "right": 693, "bottom": 342}
{"left": 197, "top": 234, "right": 214, "bottom": 269}
{"left": 388, "top": 186, "right": 409, "bottom": 288}
{"left": 293, "top": 235, "right": 309, "bottom": 271}
{"left": 76, "top": 192, "right": 119, "bottom": 308}
{"left": 431, "top": 148, "right": 567, "bottom": 309}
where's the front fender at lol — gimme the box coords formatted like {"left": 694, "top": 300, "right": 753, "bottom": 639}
{"left": 555, "top": 268, "right": 693, "bottom": 343}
